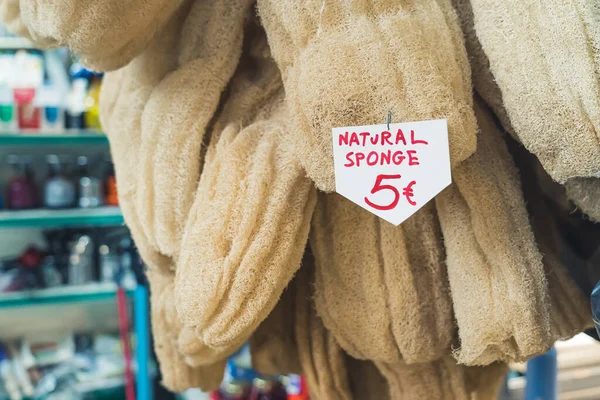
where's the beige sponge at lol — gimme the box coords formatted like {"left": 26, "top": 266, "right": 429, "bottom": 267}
{"left": 436, "top": 100, "right": 551, "bottom": 365}
{"left": 376, "top": 358, "right": 507, "bottom": 400}
{"left": 99, "top": 0, "right": 254, "bottom": 269}
{"left": 346, "top": 357, "right": 390, "bottom": 400}
{"left": 467, "top": 0, "right": 600, "bottom": 183}
{"left": 294, "top": 256, "right": 352, "bottom": 400}
{"left": 146, "top": 269, "right": 225, "bottom": 392}
{"left": 565, "top": 178, "right": 600, "bottom": 223}
{"left": 4, "top": 0, "right": 187, "bottom": 70}
{"left": 311, "top": 194, "right": 452, "bottom": 364}
{"left": 258, "top": 0, "right": 477, "bottom": 191}
{"left": 0, "top": 0, "right": 32, "bottom": 40}
{"left": 250, "top": 276, "right": 302, "bottom": 376}
{"left": 174, "top": 79, "right": 316, "bottom": 364}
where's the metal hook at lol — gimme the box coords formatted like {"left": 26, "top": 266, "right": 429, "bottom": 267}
{"left": 386, "top": 111, "right": 392, "bottom": 130}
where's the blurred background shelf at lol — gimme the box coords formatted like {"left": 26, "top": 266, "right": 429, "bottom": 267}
{"left": 0, "top": 131, "right": 108, "bottom": 145}
{"left": 0, "top": 282, "right": 130, "bottom": 308}
{"left": 0, "top": 36, "right": 35, "bottom": 50}
{"left": 0, "top": 207, "right": 123, "bottom": 228}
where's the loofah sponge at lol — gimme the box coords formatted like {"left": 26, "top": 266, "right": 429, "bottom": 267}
{"left": 466, "top": 0, "right": 600, "bottom": 183}
{"left": 311, "top": 194, "right": 452, "bottom": 363}
{"left": 451, "top": 0, "right": 514, "bottom": 137}
{"left": 258, "top": 0, "right": 477, "bottom": 191}
{"left": 518, "top": 152, "right": 594, "bottom": 338}
{"left": 171, "top": 38, "right": 317, "bottom": 362}
{"left": 250, "top": 276, "right": 302, "bottom": 376}
{"left": 346, "top": 356, "right": 390, "bottom": 400}
{"left": 376, "top": 358, "right": 507, "bottom": 400}
{"left": 436, "top": 100, "right": 551, "bottom": 365}
{"left": 0, "top": 0, "right": 32, "bottom": 40}
{"left": 2, "top": 0, "right": 187, "bottom": 71}
{"left": 294, "top": 256, "right": 352, "bottom": 400}
{"left": 99, "top": 0, "right": 254, "bottom": 270}
{"left": 565, "top": 178, "right": 600, "bottom": 223}
{"left": 146, "top": 269, "right": 225, "bottom": 392}
{"left": 176, "top": 107, "right": 316, "bottom": 364}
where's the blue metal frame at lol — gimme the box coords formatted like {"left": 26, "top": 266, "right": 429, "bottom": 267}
{"left": 525, "top": 347, "right": 557, "bottom": 400}
{"left": 135, "top": 284, "right": 152, "bottom": 400}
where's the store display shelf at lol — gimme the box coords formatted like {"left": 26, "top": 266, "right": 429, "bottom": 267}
{"left": 0, "top": 130, "right": 108, "bottom": 145}
{"left": 0, "top": 206, "right": 123, "bottom": 228}
{"left": 75, "top": 366, "right": 157, "bottom": 395}
{"left": 0, "top": 36, "right": 35, "bottom": 50}
{"left": 0, "top": 282, "right": 131, "bottom": 308}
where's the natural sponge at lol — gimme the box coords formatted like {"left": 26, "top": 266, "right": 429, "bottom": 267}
{"left": 146, "top": 269, "right": 225, "bottom": 392}
{"left": 375, "top": 358, "right": 507, "bottom": 400}
{"left": 250, "top": 276, "right": 302, "bottom": 376}
{"left": 0, "top": 0, "right": 32, "bottom": 41}
{"left": 8, "top": 0, "right": 187, "bottom": 71}
{"left": 565, "top": 178, "right": 600, "bottom": 223}
{"left": 175, "top": 100, "right": 317, "bottom": 365}
{"left": 99, "top": 0, "right": 254, "bottom": 269}
{"left": 436, "top": 100, "right": 551, "bottom": 365}
{"left": 294, "top": 256, "right": 352, "bottom": 400}
{"left": 258, "top": 0, "right": 477, "bottom": 191}
{"left": 466, "top": 0, "right": 600, "bottom": 183}
{"left": 311, "top": 194, "right": 452, "bottom": 363}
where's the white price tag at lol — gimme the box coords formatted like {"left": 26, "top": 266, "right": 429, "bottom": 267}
{"left": 332, "top": 119, "right": 451, "bottom": 226}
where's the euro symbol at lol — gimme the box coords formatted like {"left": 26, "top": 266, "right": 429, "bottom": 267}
{"left": 402, "top": 180, "right": 417, "bottom": 206}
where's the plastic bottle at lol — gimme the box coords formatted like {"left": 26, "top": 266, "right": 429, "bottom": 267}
{"left": 76, "top": 156, "right": 103, "bottom": 208}
{"left": 219, "top": 381, "right": 250, "bottom": 400}
{"left": 14, "top": 87, "right": 40, "bottom": 131}
{"left": 99, "top": 243, "right": 119, "bottom": 282}
{"left": 65, "top": 78, "right": 87, "bottom": 130}
{"left": 6, "top": 154, "right": 36, "bottom": 210}
{"left": 84, "top": 76, "right": 102, "bottom": 130}
{"left": 249, "top": 378, "right": 287, "bottom": 400}
{"left": 37, "top": 85, "right": 64, "bottom": 133}
{"left": 68, "top": 234, "right": 95, "bottom": 285}
{"left": 13, "top": 50, "right": 43, "bottom": 132}
{"left": 0, "top": 348, "right": 22, "bottom": 400}
{"left": 43, "top": 154, "right": 75, "bottom": 208}
{"left": 104, "top": 159, "right": 119, "bottom": 206}
{"left": 0, "top": 85, "right": 16, "bottom": 133}
{"left": 286, "top": 375, "right": 309, "bottom": 400}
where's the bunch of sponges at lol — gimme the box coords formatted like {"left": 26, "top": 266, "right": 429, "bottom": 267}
{"left": 2, "top": 0, "right": 596, "bottom": 398}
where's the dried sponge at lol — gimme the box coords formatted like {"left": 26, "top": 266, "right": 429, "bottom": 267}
{"left": 346, "top": 357, "right": 390, "bottom": 400}
{"left": 175, "top": 102, "right": 317, "bottom": 365}
{"left": 436, "top": 100, "right": 551, "bottom": 365}
{"left": 258, "top": 0, "right": 477, "bottom": 191}
{"left": 376, "top": 358, "right": 507, "bottom": 400}
{"left": 146, "top": 269, "right": 225, "bottom": 392}
{"left": 13, "top": 0, "right": 186, "bottom": 71}
{"left": 565, "top": 178, "right": 600, "bottom": 223}
{"left": 467, "top": 0, "right": 600, "bottom": 183}
{"left": 294, "top": 256, "right": 352, "bottom": 400}
{"left": 311, "top": 193, "right": 452, "bottom": 364}
{"left": 99, "top": 0, "right": 253, "bottom": 270}
{"left": 0, "top": 0, "right": 33, "bottom": 41}
{"left": 250, "top": 276, "right": 302, "bottom": 376}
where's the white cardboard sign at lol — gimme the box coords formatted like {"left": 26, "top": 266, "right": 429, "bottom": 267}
{"left": 332, "top": 119, "right": 451, "bottom": 226}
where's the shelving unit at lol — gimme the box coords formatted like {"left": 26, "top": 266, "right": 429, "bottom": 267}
{"left": 0, "top": 36, "right": 35, "bottom": 50}
{"left": 0, "top": 130, "right": 108, "bottom": 145}
{"left": 0, "top": 206, "right": 123, "bottom": 228}
{"left": 0, "top": 282, "right": 131, "bottom": 308}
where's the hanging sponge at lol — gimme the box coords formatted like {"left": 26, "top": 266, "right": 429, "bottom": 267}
{"left": 311, "top": 194, "right": 452, "bottom": 364}
{"left": 294, "top": 254, "right": 352, "bottom": 400}
{"left": 436, "top": 100, "right": 551, "bottom": 365}
{"left": 146, "top": 269, "right": 226, "bottom": 392}
{"left": 258, "top": 0, "right": 477, "bottom": 191}
{"left": 466, "top": 0, "right": 600, "bottom": 183}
